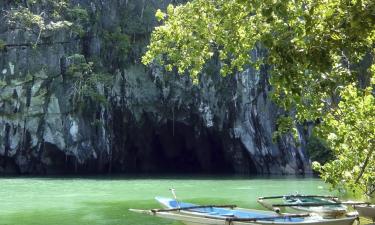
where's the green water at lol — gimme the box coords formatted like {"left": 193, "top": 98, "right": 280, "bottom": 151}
{"left": 0, "top": 176, "right": 334, "bottom": 225}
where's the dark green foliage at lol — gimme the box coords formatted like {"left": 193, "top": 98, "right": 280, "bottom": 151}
{"left": 0, "top": 39, "right": 5, "bottom": 51}
{"left": 118, "top": 1, "right": 159, "bottom": 63}
{"left": 66, "top": 54, "right": 92, "bottom": 78}
{"left": 65, "top": 54, "right": 111, "bottom": 113}
{"left": 120, "top": 2, "right": 156, "bottom": 35}
{"left": 102, "top": 29, "right": 131, "bottom": 67}
{"left": 306, "top": 135, "right": 333, "bottom": 165}
{"left": 65, "top": 5, "right": 90, "bottom": 37}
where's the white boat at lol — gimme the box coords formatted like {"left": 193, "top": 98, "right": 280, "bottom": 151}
{"left": 129, "top": 197, "right": 357, "bottom": 225}
{"left": 354, "top": 204, "right": 375, "bottom": 221}
{"left": 281, "top": 195, "right": 347, "bottom": 218}
{"left": 257, "top": 195, "right": 348, "bottom": 218}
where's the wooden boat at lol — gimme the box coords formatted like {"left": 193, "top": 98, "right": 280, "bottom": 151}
{"left": 354, "top": 204, "right": 375, "bottom": 221}
{"left": 129, "top": 197, "right": 357, "bottom": 225}
{"left": 258, "top": 195, "right": 347, "bottom": 218}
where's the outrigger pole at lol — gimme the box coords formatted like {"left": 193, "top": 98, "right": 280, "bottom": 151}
{"left": 273, "top": 202, "right": 372, "bottom": 207}
{"left": 169, "top": 188, "right": 180, "bottom": 208}
{"left": 151, "top": 204, "right": 237, "bottom": 213}
{"left": 225, "top": 213, "right": 311, "bottom": 222}
{"left": 258, "top": 195, "right": 338, "bottom": 200}
{"left": 257, "top": 198, "right": 281, "bottom": 214}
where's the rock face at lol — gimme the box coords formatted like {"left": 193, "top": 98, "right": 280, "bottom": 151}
{"left": 0, "top": 0, "right": 311, "bottom": 175}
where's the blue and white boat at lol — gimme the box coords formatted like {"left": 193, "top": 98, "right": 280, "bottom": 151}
{"left": 129, "top": 197, "right": 357, "bottom": 225}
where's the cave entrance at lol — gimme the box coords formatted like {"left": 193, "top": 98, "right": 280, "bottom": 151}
{"left": 143, "top": 121, "right": 234, "bottom": 174}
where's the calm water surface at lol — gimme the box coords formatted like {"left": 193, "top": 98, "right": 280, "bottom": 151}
{"left": 0, "top": 176, "right": 336, "bottom": 225}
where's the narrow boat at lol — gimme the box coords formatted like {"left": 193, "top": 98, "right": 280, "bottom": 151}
{"left": 354, "top": 204, "right": 375, "bottom": 221}
{"left": 258, "top": 195, "right": 347, "bottom": 218}
{"left": 282, "top": 195, "right": 347, "bottom": 218}
{"left": 129, "top": 197, "right": 357, "bottom": 225}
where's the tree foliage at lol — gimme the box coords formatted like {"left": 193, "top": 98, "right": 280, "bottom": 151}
{"left": 306, "top": 134, "right": 333, "bottom": 165}
{"left": 143, "top": 0, "right": 375, "bottom": 197}
{"left": 313, "top": 72, "right": 375, "bottom": 197}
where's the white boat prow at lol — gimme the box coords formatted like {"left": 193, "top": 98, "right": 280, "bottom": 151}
{"left": 155, "top": 196, "right": 176, "bottom": 209}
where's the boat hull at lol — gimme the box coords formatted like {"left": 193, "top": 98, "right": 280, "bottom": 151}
{"left": 283, "top": 196, "right": 347, "bottom": 218}
{"left": 154, "top": 211, "right": 357, "bottom": 225}
{"left": 289, "top": 206, "right": 346, "bottom": 218}
{"left": 354, "top": 205, "right": 375, "bottom": 221}
{"left": 150, "top": 197, "right": 357, "bottom": 225}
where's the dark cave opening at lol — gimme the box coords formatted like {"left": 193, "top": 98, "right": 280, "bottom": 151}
{"left": 147, "top": 121, "right": 234, "bottom": 174}
{"left": 83, "top": 115, "right": 257, "bottom": 175}
{"left": 110, "top": 119, "right": 236, "bottom": 174}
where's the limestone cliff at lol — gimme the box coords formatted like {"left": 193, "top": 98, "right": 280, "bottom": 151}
{"left": 0, "top": 0, "right": 311, "bottom": 174}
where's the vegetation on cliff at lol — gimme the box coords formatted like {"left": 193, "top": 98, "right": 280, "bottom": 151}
{"left": 4, "top": 0, "right": 88, "bottom": 45}
{"left": 143, "top": 0, "right": 375, "bottom": 197}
